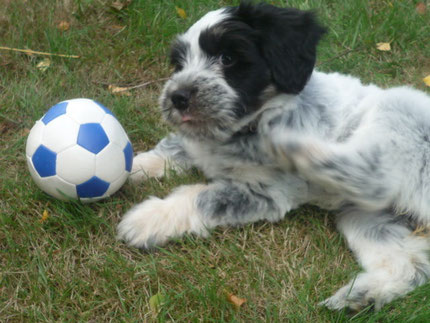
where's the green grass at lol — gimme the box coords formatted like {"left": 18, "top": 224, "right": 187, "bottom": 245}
{"left": 1, "top": 0, "right": 430, "bottom": 321}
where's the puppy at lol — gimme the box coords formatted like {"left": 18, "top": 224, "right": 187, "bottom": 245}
{"left": 117, "top": 2, "right": 430, "bottom": 311}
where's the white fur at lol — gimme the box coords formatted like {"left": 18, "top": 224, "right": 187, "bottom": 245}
{"left": 117, "top": 184, "right": 208, "bottom": 248}
{"left": 129, "top": 151, "right": 167, "bottom": 182}
{"left": 129, "top": 150, "right": 185, "bottom": 182}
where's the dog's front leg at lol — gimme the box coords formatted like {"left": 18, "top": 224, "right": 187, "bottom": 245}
{"left": 130, "top": 133, "right": 191, "bottom": 183}
{"left": 117, "top": 184, "right": 208, "bottom": 249}
{"left": 117, "top": 180, "right": 291, "bottom": 250}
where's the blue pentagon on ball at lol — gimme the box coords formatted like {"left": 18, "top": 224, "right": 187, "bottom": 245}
{"left": 77, "top": 176, "right": 110, "bottom": 198}
{"left": 78, "top": 123, "right": 110, "bottom": 154}
{"left": 25, "top": 98, "right": 134, "bottom": 202}
{"left": 32, "top": 145, "right": 57, "bottom": 177}
{"left": 42, "top": 101, "right": 68, "bottom": 124}
{"left": 123, "top": 142, "right": 133, "bottom": 172}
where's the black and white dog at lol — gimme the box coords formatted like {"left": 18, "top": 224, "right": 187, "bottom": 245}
{"left": 118, "top": 2, "right": 430, "bottom": 311}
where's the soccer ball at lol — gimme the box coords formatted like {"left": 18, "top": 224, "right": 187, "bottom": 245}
{"left": 26, "top": 98, "right": 133, "bottom": 202}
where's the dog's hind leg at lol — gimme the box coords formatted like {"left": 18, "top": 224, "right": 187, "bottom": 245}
{"left": 321, "top": 208, "right": 430, "bottom": 311}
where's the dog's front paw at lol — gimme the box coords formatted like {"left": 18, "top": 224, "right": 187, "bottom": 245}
{"left": 129, "top": 151, "right": 170, "bottom": 183}
{"left": 117, "top": 184, "right": 209, "bottom": 249}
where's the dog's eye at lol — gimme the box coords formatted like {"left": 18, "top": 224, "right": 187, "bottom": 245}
{"left": 220, "top": 53, "right": 236, "bottom": 67}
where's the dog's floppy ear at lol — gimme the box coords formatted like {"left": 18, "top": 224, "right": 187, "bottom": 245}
{"left": 235, "top": 2, "right": 326, "bottom": 94}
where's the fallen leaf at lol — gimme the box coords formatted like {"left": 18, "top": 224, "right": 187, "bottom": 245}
{"left": 40, "top": 209, "right": 49, "bottom": 223}
{"left": 416, "top": 2, "right": 427, "bottom": 15}
{"left": 423, "top": 75, "right": 430, "bottom": 87}
{"left": 111, "top": 0, "right": 131, "bottom": 11}
{"left": 176, "top": 7, "right": 187, "bottom": 19}
{"left": 111, "top": 1, "right": 124, "bottom": 10}
{"left": 109, "top": 24, "right": 126, "bottom": 34}
{"left": 108, "top": 84, "right": 132, "bottom": 96}
{"left": 57, "top": 21, "right": 70, "bottom": 31}
{"left": 376, "top": 42, "right": 391, "bottom": 51}
{"left": 149, "top": 292, "right": 165, "bottom": 313}
{"left": 225, "top": 291, "right": 246, "bottom": 309}
{"left": 36, "top": 58, "right": 51, "bottom": 72}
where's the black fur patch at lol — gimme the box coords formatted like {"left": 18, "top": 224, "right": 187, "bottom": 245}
{"left": 227, "top": 2, "right": 325, "bottom": 94}
{"left": 197, "top": 181, "right": 276, "bottom": 221}
{"left": 197, "top": 2, "right": 326, "bottom": 120}
{"left": 170, "top": 39, "right": 190, "bottom": 72}
{"left": 198, "top": 17, "right": 272, "bottom": 116}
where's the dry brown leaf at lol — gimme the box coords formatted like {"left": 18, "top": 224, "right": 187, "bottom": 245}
{"left": 376, "top": 42, "right": 391, "bottom": 51}
{"left": 423, "top": 75, "right": 430, "bottom": 87}
{"left": 176, "top": 7, "right": 187, "bottom": 19}
{"left": 109, "top": 24, "right": 126, "bottom": 33}
{"left": 416, "top": 2, "right": 427, "bottom": 15}
{"left": 225, "top": 292, "right": 246, "bottom": 309}
{"left": 111, "top": 0, "right": 131, "bottom": 11}
{"left": 37, "top": 58, "right": 51, "bottom": 72}
{"left": 108, "top": 84, "right": 132, "bottom": 96}
{"left": 57, "top": 21, "right": 70, "bottom": 31}
{"left": 111, "top": 1, "right": 124, "bottom": 10}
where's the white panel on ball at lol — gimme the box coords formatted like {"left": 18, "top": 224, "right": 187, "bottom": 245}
{"left": 25, "top": 121, "right": 45, "bottom": 157}
{"left": 95, "top": 143, "right": 125, "bottom": 182}
{"left": 27, "top": 156, "right": 78, "bottom": 200}
{"left": 66, "top": 99, "right": 106, "bottom": 124}
{"left": 42, "top": 115, "right": 80, "bottom": 152}
{"left": 56, "top": 145, "right": 96, "bottom": 184}
{"left": 105, "top": 172, "right": 129, "bottom": 197}
{"left": 41, "top": 176, "right": 78, "bottom": 200}
{"left": 102, "top": 114, "right": 129, "bottom": 148}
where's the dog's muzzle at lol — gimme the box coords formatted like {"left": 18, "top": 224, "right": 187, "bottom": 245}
{"left": 170, "top": 87, "right": 197, "bottom": 111}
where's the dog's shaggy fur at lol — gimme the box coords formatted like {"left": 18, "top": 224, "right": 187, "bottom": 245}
{"left": 117, "top": 2, "right": 430, "bottom": 311}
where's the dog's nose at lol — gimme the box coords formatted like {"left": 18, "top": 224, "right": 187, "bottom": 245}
{"left": 171, "top": 89, "right": 193, "bottom": 111}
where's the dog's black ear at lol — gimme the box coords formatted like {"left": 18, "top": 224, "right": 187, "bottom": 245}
{"left": 235, "top": 2, "right": 326, "bottom": 94}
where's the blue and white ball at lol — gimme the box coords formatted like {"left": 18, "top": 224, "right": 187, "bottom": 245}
{"left": 26, "top": 98, "right": 133, "bottom": 202}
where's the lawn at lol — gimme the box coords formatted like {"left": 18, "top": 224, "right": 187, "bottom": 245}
{"left": 1, "top": 0, "right": 429, "bottom": 321}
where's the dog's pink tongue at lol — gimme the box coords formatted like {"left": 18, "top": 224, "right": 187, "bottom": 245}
{"left": 181, "top": 114, "right": 193, "bottom": 122}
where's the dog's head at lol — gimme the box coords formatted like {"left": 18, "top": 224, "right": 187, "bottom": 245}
{"left": 160, "top": 2, "right": 326, "bottom": 141}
